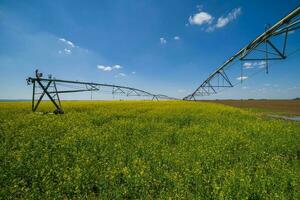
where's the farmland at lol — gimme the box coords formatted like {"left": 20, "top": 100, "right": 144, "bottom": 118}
{"left": 0, "top": 101, "right": 300, "bottom": 199}
{"left": 207, "top": 100, "right": 300, "bottom": 116}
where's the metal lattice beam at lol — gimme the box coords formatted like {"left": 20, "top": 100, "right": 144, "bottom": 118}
{"left": 184, "top": 6, "right": 300, "bottom": 100}
{"left": 27, "top": 70, "right": 177, "bottom": 114}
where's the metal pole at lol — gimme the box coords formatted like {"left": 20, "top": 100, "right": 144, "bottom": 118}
{"left": 53, "top": 80, "right": 62, "bottom": 108}
{"left": 32, "top": 80, "right": 35, "bottom": 111}
{"left": 282, "top": 30, "right": 289, "bottom": 56}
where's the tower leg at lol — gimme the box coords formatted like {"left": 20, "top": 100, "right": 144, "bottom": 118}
{"left": 32, "top": 80, "right": 35, "bottom": 111}
{"left": 33, "top": 80, "right": 64, "bottom": 114}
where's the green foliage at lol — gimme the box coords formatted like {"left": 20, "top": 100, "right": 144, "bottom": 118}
{"left": 0, "top": 101, "right": 299, "bottom": 199}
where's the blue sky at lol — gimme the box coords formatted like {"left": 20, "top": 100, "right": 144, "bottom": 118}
{"left": 0, "top": 0, "right": 299, "bottom": 100}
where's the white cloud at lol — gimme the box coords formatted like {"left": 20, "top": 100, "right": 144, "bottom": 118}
{"left": 97, "top": 65, "right": 113, "bottom": 72}
{"left": 160, "top": 37, "right": 167, "bottom": 44}
{"left": 204, "top": 7, "right": 242, "bottom": 32}
{"left": 131, "top": 71, "right": 136, "bottom": 74}
{"left": 242, "top": 61, "right": 266, "bottom": 69}
{"left": 59, "top": 38, "right": 75, "bottom": 48}
{"left": 97, "top": 64, "right": 123, "bottom": 72}
{"left": 58, "top": 38, "right": 75, "bottom": 55}
{"left": 58, "top": 48, "right": 72, "bottom": 55}
{"left": 216, "top": 17, "right": 230, "bottom": 28}
{"left": 243, "top": 62, "right": 252, "bottom": 67}
{"left": 174, "top": 36, "right": 180, "bottom": 40}
{"left": 189, "top": 11, "right": 213, "bottom": 26}
{"left": 118, "top": 73, "right": 126, "bottom": 77}
{"left": 257, "top": 61, "right": 266, "bottom": 68}
{"left": 112, "top": 64, "right": 122, "bottom": 69}
{"left": 216, "top": 7, "right": 241, "bottom": 28}
{"left": 66, "top": 41, "right": 75, "bottom": 48}
{"left": 114, "top": 73, "right": 126, "bottom": 78}
{"left": 237, "top": 76, "right": 248, "bottom": 81}
{"left": 59, "top": 38, "right": 66, "bottom": 42}
{"left": 243, "top": 62, "right": 254, "bottom": 69}
{"left": 64, "top": 48, "right": 71, "bottom": 55}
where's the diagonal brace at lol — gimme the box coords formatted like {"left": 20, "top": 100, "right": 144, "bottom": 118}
{"left": 35, "top": 80, "right": 63, "bottom": 113}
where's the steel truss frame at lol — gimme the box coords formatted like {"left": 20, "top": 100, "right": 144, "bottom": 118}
{"left": 27, "top": 70, "right": 177, "bottom": 114}
{"left": 184, "top": 7, "right": 300, "bottom": 100}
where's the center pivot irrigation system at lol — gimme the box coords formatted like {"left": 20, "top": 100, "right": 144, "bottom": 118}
{"left": 184, "top": 6, "right": 300, "bottom": 100}
{"left": 26, "top": 70, "right": 177, "bottom": 114}
{"left": 27, "top": 7, "right": 300, "bottom": 113}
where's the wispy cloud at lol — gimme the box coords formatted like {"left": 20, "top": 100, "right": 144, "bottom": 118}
{"left": 243, "top": 62, "right": 254, "bottom": 69}
{"left": 97, "top": 64, "right": 123, "bottom": 72}
{"left": 174, "top": 36, "right": 180, "bottom": 40}
{"left": 257, "top": 61, "right": 266, "bottom": 68}
{"left": 112, "top": 64, "right": 122, "bottom": 69}
{"left": 216, "top": 7, "right": 241, "bottom": 28}
{"left": 115, "top": 73, "right": 126, "bottom": 78}
{"left": 160, "top": 37, "right": 167, "bottom": 44}
{"left": 64, "top": 48, "right": 72, "bottom": 55}
{"left": 207, "top": 7, "right": 242, "bottom": 32}
{"left": 59, "top": 38, "right": 75, "bottom": 48}
{"left": 131, "top": 71, "right": 136, "bottom": 74}
{"left": 97, "top": 65, "right": 113, "bottom": 72}
{"left": 237, "top": 76, "right": 248, "bottom": 81}
{"left": 66, "top": 41, "right": 75, "bottom": 47}
{"left": 58, "top": 48, "right": 72, "bottom": 55}
{"left": 188, "top": 7, "right": 242, "bottom": 32}
{"left": 242, "top": 61, "right": 266, "bottom": 69}
{"left": 58, "top": 38, "right": 76, "bottom": 55}
{"left": 59, "top": 38, "right": 67, "bottom": 43}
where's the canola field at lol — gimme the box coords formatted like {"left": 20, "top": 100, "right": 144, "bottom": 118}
{"left": 0, "top": 101, "right": 299, "bottom": 199}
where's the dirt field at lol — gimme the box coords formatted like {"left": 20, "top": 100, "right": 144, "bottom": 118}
{"left": 206, "top": 100, "right": 300, "bottom": 115}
